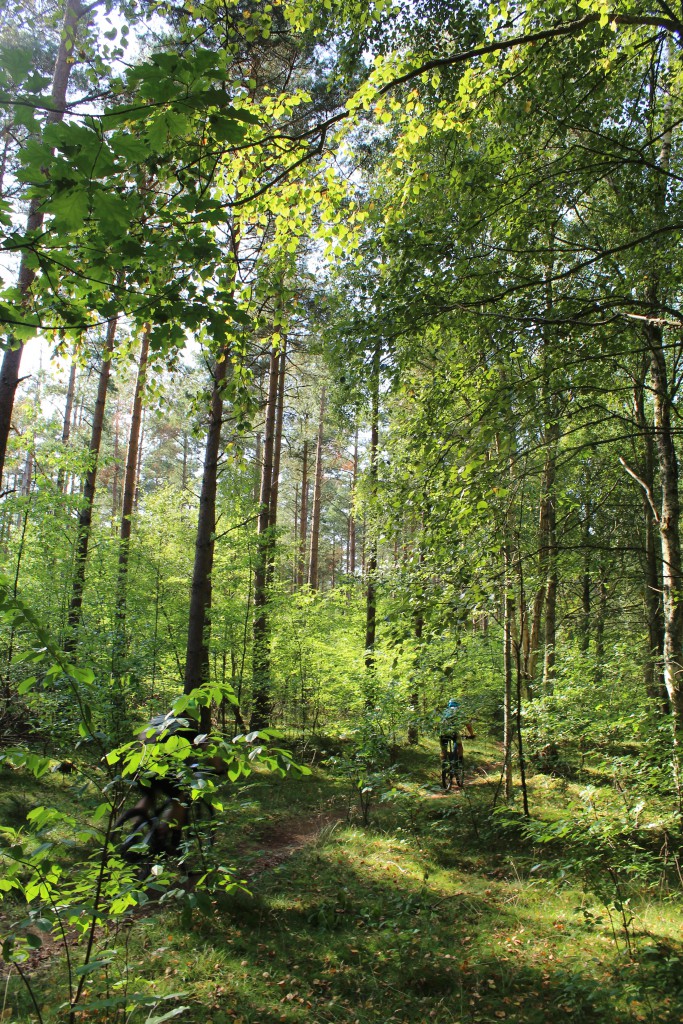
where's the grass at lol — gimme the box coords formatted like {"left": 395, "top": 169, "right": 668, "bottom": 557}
{"left": 2, "top": 736, "right": 683, "bottom": 1023}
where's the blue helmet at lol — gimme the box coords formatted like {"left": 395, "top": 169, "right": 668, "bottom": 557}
{"left": 447, "top": 699, "right": 459, "bottom": 708}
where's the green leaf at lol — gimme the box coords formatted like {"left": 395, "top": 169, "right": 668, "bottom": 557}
{"left": 43, "top": 188, "right": 90, "bottom": 230}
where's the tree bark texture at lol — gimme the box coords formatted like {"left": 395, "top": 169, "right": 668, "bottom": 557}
{"left": 183, "top": 350, "right": 230, "bottom": 732}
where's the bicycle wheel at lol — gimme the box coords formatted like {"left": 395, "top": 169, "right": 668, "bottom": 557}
{"left": 454, "top": 758, "right": 465, "bottom": 789}
{"left": 441, "top": 763, "right": 454, "bottom": 791}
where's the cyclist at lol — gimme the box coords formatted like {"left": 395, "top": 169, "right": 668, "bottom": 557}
{"left": 439, "top": 699, "right": 465, "bottom": 764}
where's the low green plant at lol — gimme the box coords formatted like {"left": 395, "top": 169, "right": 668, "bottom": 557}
{"left": 0, "top": 581, "right": 310, "bottom": 1024}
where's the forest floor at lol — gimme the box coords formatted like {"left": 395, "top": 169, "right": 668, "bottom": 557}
{"left": 2, "top": 737, "right": 683, "bottom": 1023}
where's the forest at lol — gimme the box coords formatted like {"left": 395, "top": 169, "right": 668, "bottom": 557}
{"left": 2, "top": 0, "right": 683, "bottom": 1021}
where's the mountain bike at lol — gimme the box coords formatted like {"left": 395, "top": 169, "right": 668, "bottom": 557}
{"left": 440, "top": 736, "right": 465, "bottom": 791}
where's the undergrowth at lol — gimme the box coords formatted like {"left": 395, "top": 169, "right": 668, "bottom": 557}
{"left": 2, "top": 737, "right": 683, "bottom": 1024}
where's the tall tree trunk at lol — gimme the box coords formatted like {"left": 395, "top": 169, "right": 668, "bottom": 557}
{"left": 595, "top": 575, "right": 608, "bottom": 671}
{"left": 267, "top": 340, "right": 287, "bottom": 548}
{"left": 408, "top": 541, "right": 425, "bottom": 745}
{"left": 580, "top": 498, "right": 592, "bottom": 653}
{"left": 643, "top": 73, "right": 683, "bottom": 797}
{"left": 308, "top": 388, "right": 326, "bottom": 590}
{"left": 0, "top": 0, "right": 88, "bottom": 480}
{"left": 65, "top": 317, "right": 116, "bottom": 651}
{"left": 112, "top": 402, "right": 120, "bottom": 524}
{"left": 503, "top": 545, "right": 515, "bottom": 800}
{"left": 293, "top": 483, "right": 299, "bottom": 585}
{"left": 134, "top": 406, "right": 145, "bottom": 511}
{"left": 250, "top": 346, "right": 280, "bottom": 729}
{"left": 349, "top": 428, "right": 358, "bottom": 574}
{"left": 183, "top": 349, "right": 230, "bottom": 732}
{"left": 365, "top": 342, "right": 380, "bottom": 685}
{"left": 632, "top": 364, "right": 666, "bottom": 702}
{"left": 297, "top": 433, "right": 309, "bottom": 587}
{"left": 57, "top": 352, "right": 78, "bottom": 494}
{"left": 113, "top": 325, "right": 150, "bottom": 675}
{"left": 253, "top": 432, "right": 262, "bottom": 504}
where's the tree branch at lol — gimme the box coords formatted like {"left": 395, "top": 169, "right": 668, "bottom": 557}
{"left": 619, "top": 456, "right": 661, "bottom": 524}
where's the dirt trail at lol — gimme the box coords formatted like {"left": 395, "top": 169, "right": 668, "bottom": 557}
{"left": 241, "top": 811, "right": 343, "bottom": 878}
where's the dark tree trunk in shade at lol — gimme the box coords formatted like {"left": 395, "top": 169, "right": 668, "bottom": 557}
{"left": 503, "top": 545, "right": 515, "bottom": 799}
{"left": 308, "top": 387, "right": 326, "bottom": 590}
{"left": 580, "top": 497, "right": 592, "bottom": 653}
{"left": 183, "top": 350, "right": 230, "bottom": 733}
{"left": 250, "top": 346, "right": 280, "bottom": 730}
{"left": 408, "top": 542, "right": 425, "bottom": 745}
{"left": 365, "top": 342, "right": 380, "bottom": 691}
{"left": 113, "top": 325, "right": 150, "bottom": 674}
{"left": 65, "top": 317, "right": 117, "bottom": 651}
{"left": 267, "top": 340, "right": 287, "bottom": 585}
{"left": 541, "top": 431, "right": 558, "bottom": 695}
{"left": 0, "top": 0, "right": 88, "bottom": 481}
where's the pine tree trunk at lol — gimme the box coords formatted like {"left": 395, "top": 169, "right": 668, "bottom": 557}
{"left": 365, "top": 345, "right": 380, "bottom": 685}
{"left": 184, "top": 349, "right": 230, "bottom": 732}
{"left": 251, "top": 346, "right": 280, "bottom": 729}
{"left": 113, "top": 325, "right": 150, "bottom": 674}
{"left": 297, "top": 435, "right": 309, "bottom": 587}
{"left": 408, "top": 543, "right": 425, "bottom": 745}
{"left": 308, "top": 387, "right": 326, "bottom": 590}
{"left": 134, "top": 406, "right": 145, "bottom": 511}
{"left": 503, "top": 546, "right": 515, "bottom": 800}
{"left": 112, "top": 403, "right": 120, "bottom": 524}
{"left": 65, "top": 317, "right": 116, "bottom": 650}
{"left": 643, "top": 80, "right": 683, "bottom": 797}
{"left": 268, "top": 341, "right": 287, "bottom": 549}
{"left": 580, "top": 501, "right": 592, "bottom": 654}
{"left": 0, "top": 0, "right": 88, "bottom": 480}
{"left": 349, "top": 429, "right": 358, "bottom": 574}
